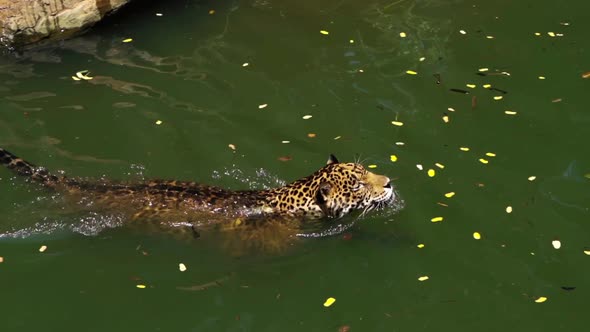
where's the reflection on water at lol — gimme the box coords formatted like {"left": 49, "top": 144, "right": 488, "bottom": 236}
{"left": 539, "top": 160, "right": 590, "bottom": 212}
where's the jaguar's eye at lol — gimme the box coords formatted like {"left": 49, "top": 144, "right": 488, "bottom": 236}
{"left": 352, "top": 181, "right": 366, "bottom": 191}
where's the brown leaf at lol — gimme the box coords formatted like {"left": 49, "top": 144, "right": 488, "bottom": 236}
{"left": 278, "top": 156, "right": 292, "bottom": 162}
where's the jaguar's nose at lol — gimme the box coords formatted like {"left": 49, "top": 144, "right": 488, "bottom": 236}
{"left": 384, "top": 178, "right": 392, "bottom": 189}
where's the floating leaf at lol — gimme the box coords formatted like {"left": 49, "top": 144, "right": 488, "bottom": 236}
{"left": 417, "top": 244, "right": 425, "bottom": 248}
{"left": 483, "top": 84, "right": 492, "bottom": 88}
{"left": 450, "top": 88, "right": 469, "bottom": 94}
{"left": 505, "top": 111, "right": 517, "bottom": 115}
{"left": 431, "top": 216, "right": 443, "bottom": 223}
{"left": 228, "top": 144, "right": 236, "bottom": 150}
{"left": 552, "top": 240, "right": 561, "bottom": 249}
{"left": 466, "top": 84, "right": 476, "bottom": 88}
{"left": 155, "top": 120, "right": 163, "bottom": 125}
{"left": 136, "top": 284, "right": 147, "bottom": 289}
{"left": 179, "top": 263, "right": 187, "bottom": 272}
{"left": 506, "top": 206, "right": 513, "bottom": 213}
{"left": 445, "top": 192, "right": 455, "bottom": 198}
{"left": 582, "top": 72, "right": 590, "bottom": 79}
{"left": 460, "top": 147, "right": 470, "bottom": 151}
{"left": 473, "top": 232, "right": 482, "bottom": 240}
{"left": 418, "top": 276, "right": 429, "bottom": 281}
{"left": 390, "top": 155, "right": 398, "bottom": 162}
{"left": 122, "top": 38, "right": 133, "bottom": 43}
{"left": 39, "top": 245, "right": 47, "bottom": 253}
{"left": 258, "top": 104, "right": 268, "bottom": 109}
{"left": 479, "top": 158, "right": 489, "bottom": 164}
{"left": 406, "top": 70, "right": 418, "bottom": 75}
{"left": 459, "top": 30, "right": 467, "bottom": 34}
{"left": 528, "top": 176, "right": 536, "bottom": 181}
{"left": 442, "top": 115, "right": 449, "bottom": 123}
{"left": 485, "top": 152, "right": 496, "bottom": 157}
{"left": 435, "top": 163, "right": 445, "bottom": 169}
{"left": 368, "top": 164, "right": 377, "bottom": 168}
{"left": 320, "top": 30, "right": 329, "bottom": 35}
{"left": 427, "top": 169, "right": 435, "bottom": 177}
{"left": 399, "top": 32, "right": 407, "bottom": 38}
{"left": 302, "top": 115, "right": 312, "bottom": 120}
{"left": 323, "top": 297, "right": 336, "bottom": 307}
{"left": 391, "top": 121, "right": 404, "bottom": 126}
{"left": 493, "top": 96, "right": 503, "bottom": 100}
{"left": 75, "top": 70, "right": 93, "bottom": 80}
{"left": 534, "top": 297, "right": 547, "bottom": 303}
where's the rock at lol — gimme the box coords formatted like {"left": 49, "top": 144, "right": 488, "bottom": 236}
{"left": 0, "top": 0, "right": 131, "bottom": 49}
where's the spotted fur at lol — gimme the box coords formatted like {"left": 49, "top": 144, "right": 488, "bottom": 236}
{"left": 0, "top": 148, "right": 395, "bottom": 222}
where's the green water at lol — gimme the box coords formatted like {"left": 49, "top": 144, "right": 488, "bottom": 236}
{"left": 1, "top": 0, "right": 589, "bottom": 331}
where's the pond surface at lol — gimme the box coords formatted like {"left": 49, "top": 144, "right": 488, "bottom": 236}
{"left": 1, "top": 0, "right": 589, "bottom": 331}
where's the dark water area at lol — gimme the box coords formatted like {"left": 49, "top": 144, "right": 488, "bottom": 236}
{"left": 0, "top": 0, "right": 589, "bottom": 331}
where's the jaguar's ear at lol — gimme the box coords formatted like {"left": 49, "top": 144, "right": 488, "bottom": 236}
{"left": 315, "top": 181, "right": 332, "bottom": 206}
{"left": 327, "top": 154, "right": 339, "bottom": 165}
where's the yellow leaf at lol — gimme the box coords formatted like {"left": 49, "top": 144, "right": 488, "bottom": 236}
{"left": 444, "top": 192, "right": 455, "bottom": 198}
{"left": 390, "top": 155, "right": 398, "bottom": 162}
{"left": 431, "top": 216, "right": 443, "bottom": 223}
{"left": 320, "top": 30, "right": 329, "bottom": 35}
{"left": 534, "top": 297, "right": 547, "bottom": 303}
{"left": 473, "top": 232, "right": 481, "bottom": 240}
{"left": 418, "top": 276, "right": 429, "bottom": 281}
{"left": 427, "top": 169, "right": 435, "bottom": 177}
{"left": 391, "top": 121, "right": 404, "bottom": 126}
{"left": 323, "top": 297, "right": 336, "bottom": 307}
{"left": 122, "top": 38, "right": 133, "bottom": 43}
{"left": 406, "top": 70, "right": 418, "bottom": 75}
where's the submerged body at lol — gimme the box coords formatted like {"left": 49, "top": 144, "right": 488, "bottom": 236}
{"left": 0, "top": 147, "right": 396, "bottom": 250}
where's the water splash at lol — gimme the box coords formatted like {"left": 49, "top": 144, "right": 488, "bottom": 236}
{"left": 211, "top": 165, "right": 286, "bottom": 190}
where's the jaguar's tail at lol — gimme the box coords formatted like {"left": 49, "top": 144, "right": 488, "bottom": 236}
{"left": 0, "top": 147, "right": 61, "bottom": 187}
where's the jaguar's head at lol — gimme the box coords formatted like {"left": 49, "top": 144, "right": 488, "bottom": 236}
{"left": 267, "top": 155, "right": 396, "bottom": 219}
